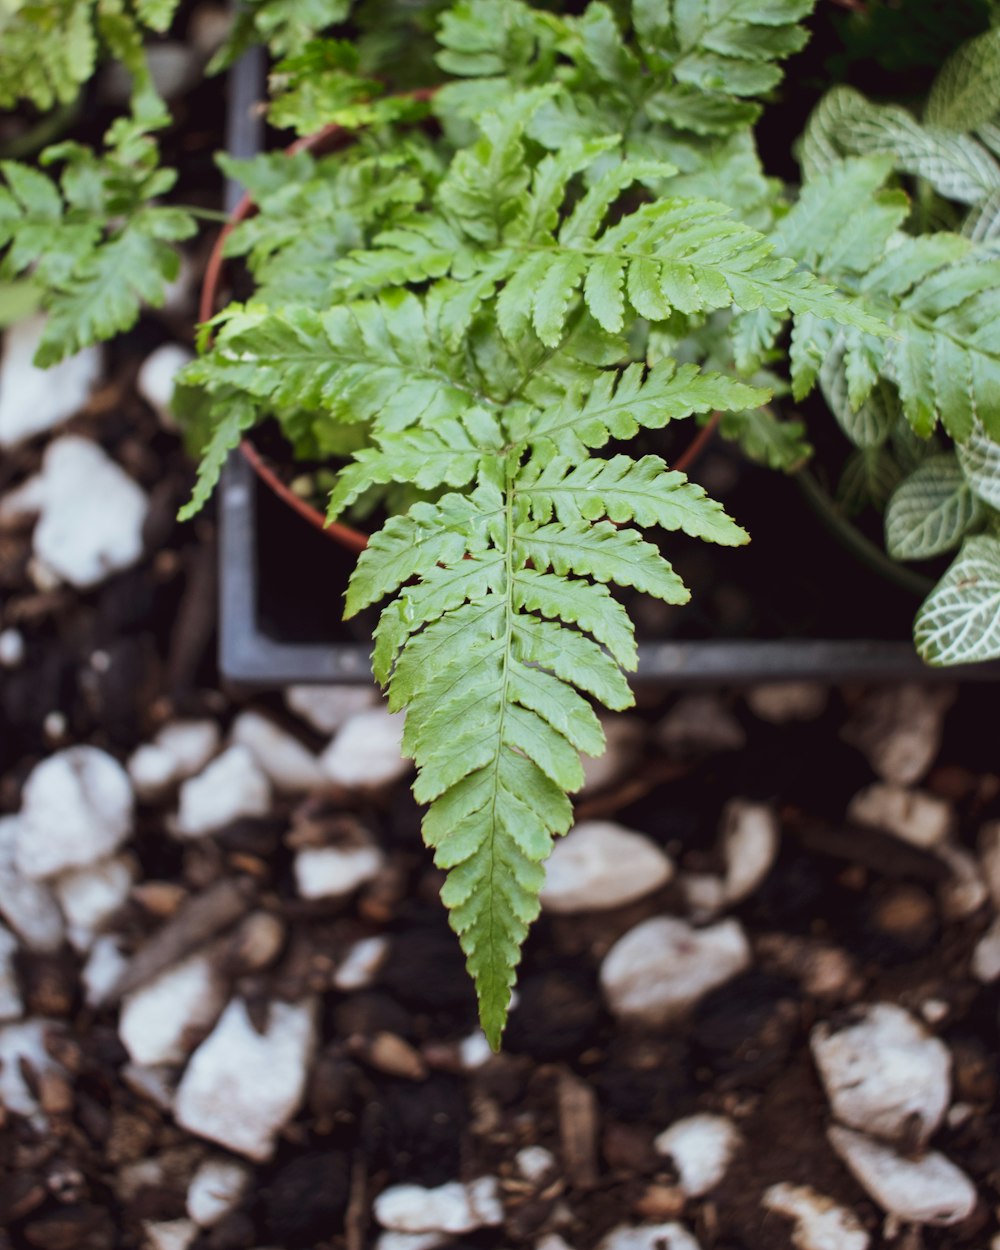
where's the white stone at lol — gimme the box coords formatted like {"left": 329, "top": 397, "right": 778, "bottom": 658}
{"left": 143, "top": 1219, "right": 198, "bottom": 1250}
{"left": 847, "top": 784, "right": 952, "bottom": 849}
{"left": 16, "top": 436, "right": 149, "bottom": 589}
{"left": 0, "top": 815, "right": 64, "bottom": 950}
{"left": 128, "top": 745, "right": 179, "bottom": 800}
{"left": 54, "top": 854, "right": 134, "bottom": 950}
{"left": 186, "top": 1157, "right": 252, "bottom": 1227}
{"left": 658, "top": 695, "right": 745, "bottom": 757}
{"left": 936, "top": 845, "right": 989, "bottom": 921}
{"left": 841, "top": 685, "right": 953, "bottom": 785}
{"left": 156, "top": 721, "right": 221, "bottom": 778}
{"left": 827, "top": 1126, "right": 976, "bottom": 1226}
{"left": 321, "top": 708, "right": 408, "bottom": 789}
{"left": 600, "top": 917, "right": 751, "bottom": 1027}
{"left": 129, "top": 720, "right": 221, "bottom": 800}
{"left": 119, "top": 953, "right": 228, "bottom": 1068}
{"left": 138, "top": 344, "right": 193, "bottom": 431}
{"left": 540, "top": 821, "right": 673, "bottom": 913}
{"left": 374, "top": 1177, "right": 503, "bottom": 1234}
{"left": 0, "top": 316, "right": 100, "bottom": 447}
{"left": 581, "top": 715, "right": 642, "bottom": 794}
{"left": 811, "top": 1003, "right": 950, "bottom": 1147}
{"left": 82, "top": 935, "right": 129, "bottom": 1007}
{"left": 971, "top": 916, "right": 1000, "bottom": 982}
{"left": 653, "top": 1114, "right": 740, "bottom": 1198}
{"left": 679, "top": 873, "right": 727, "bottom": 921}
{"left": 762, "top": 1183, "right": 869, "bottom": 1250}
{"left": 516, "top": 1146, "right": 557, "bottom": 1183}
{"left": 175, "top": 997, "right": 317, "bottom": 1161}
{"left": 231, "top": 711, "right": 327, "bottom": 793}
{"left": 0, "top": 923, "right": 23, "bottom": 1021}
{"left": 0, "top": 628, "right": 24, "bottom": 668}
{"left": 746, "top": 683, "right": 828, "bottom": 724}
{"left": 0, "top": 1018, "right": 62, "bottom": 1117}
{"left": 459, "top": 1031, "right": 494, "bottom": 1070}
{"left": 295, "top": 844, "right": 384, "bottom": 901}
{"left": 173, "top": 746, "right": 271, "bottom": 838}
{"left": 596, "top": 1224, "right": 701, "bottom": 1250}
{"left": 720, "top": 800, "right": 779, "bottom": 904}
{"left": 334, "top": 935, "right": 389, "bottom": 991}
{"left": 16, "top": 746, "right": 134, "bottom": 880}
{"left": 285, "top": 684, "right": 379, "bottom": 734}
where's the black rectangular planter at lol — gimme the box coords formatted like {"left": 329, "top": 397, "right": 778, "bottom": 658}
{"left": 215, "top": 51, "right": 1000, "bottom": 690}
{"left": 218, "top": 450, "right": 1000, "bottom": 688}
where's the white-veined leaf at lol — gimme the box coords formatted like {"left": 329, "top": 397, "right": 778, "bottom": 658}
{"left": 885, "top": 454, "right": 986, "bottom": 561}
{"left": 915, "top": 536, "right": 1000, "bottom": 665}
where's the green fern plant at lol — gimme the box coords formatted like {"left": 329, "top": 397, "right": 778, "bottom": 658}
{"left": 184, "top": 60, "right": 881, "bottom": 1042}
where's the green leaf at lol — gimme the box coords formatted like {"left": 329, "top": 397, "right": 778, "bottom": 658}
{"left": 0, "top": 0, "right": 97, "bottom": 109}
{"left": 802, "top": 85, "right": 1000, "bottom": 205}
{"left": 915, "top": 536, "right": 1000, "bottom": 666}
{"left": 518, "top": 453, "right": 747, "bottom": 545}
{"left": 134, "top": 0, "right": 182, "bottom": 33}
{"left": 178, "top": 394, "right": 258, "bottom": 521}
{"left": 925, "top": 29, "right": 1000, "bottom": 133}
{"left": 35, "top": 206, "right": 194, "bottom": 365}
{"left": 820, "top": 351, "right": 899, "bottom": 450}
{"left": 885, "top": 455, "right": 986, "bottom": 561}
{"left": 516, "top": 518, "right": 689, "bottom": 604}
{"left": 956, "top": 422, "right": 1000, "bottom": 510}
{"left": 524, "top": 360, "right": 770, "bottom": 458}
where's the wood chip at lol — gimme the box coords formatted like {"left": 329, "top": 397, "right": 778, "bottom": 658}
{"left": 557, "top": 1067, "right": 599, "bottom": 1189}
{"left": 107, "top": 877, "right": 254, "bottom": 1002}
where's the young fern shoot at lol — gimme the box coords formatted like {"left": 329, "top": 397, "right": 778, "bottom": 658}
{"left": 189, "top": 94, "right": 881, "bottom": 1044}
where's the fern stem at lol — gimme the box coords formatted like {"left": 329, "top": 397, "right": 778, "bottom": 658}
{"left": 794, "top": 467, "right": 935, "bottom": 598}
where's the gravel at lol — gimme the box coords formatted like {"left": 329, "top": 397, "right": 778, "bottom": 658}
{"left": 600, "top": 916, "right": 751, "bottom": 1026}
{"left": 118, "top": 952, "right": 228, "bottom": 1067}
{"left": 540, "top": 820, "right": 673, "bottom": 913}
{"left": 847, "top": 783, "right": 953, "bottom": 849}
{"left": 172, "top": 744, "right": 271, "bottom": 838}
{"left": 0, "top": 315, "right": 100, "bottom": 447}
{"left": 320, "top": 706, "right": 408, "bottom": 788}
{"left": 763, "top": 1183, "right": 870, "bottom": 1250}
{"left": 374, "top": 1177, "right": 504, "bottom": 1234}
{"left": 827, "top": 1125, "right": 977, "bottom": 1226}
{"left": 811, "top": 1003, "right": 951, "bottom": 1147}
{"left": 653, "top": 1114, "right": 741, "bottom": 1197}
{"left": 5, "top": 435, "right": 150, "bottom": 589}
{"left": 174, "top": 997, "right": 318, "bottom": 1161}
{"left": 16, "top": 746, "right": 134, "bottom": 880}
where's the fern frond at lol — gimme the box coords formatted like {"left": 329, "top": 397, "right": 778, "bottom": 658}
{"left": 0, "top": 121, "right": 194, "bottom": 364}
{"left": 355, "top": 448, "right": 746, "bottom": 1047}
{"left": 744, "top": 155, "right": 1000, "bottom": 443}
{"left": 518, "top": 452, "right": 747, "bottom": 544}
{"left": 188, "top": 293, "right": 487, "bottom": 435}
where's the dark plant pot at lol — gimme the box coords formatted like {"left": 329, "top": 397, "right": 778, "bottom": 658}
{"left": 214, "top": 52, "right": 1000, "bottom": 690}
{"left": 219, "top": 448, "right": 1000, "bottom": 687}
